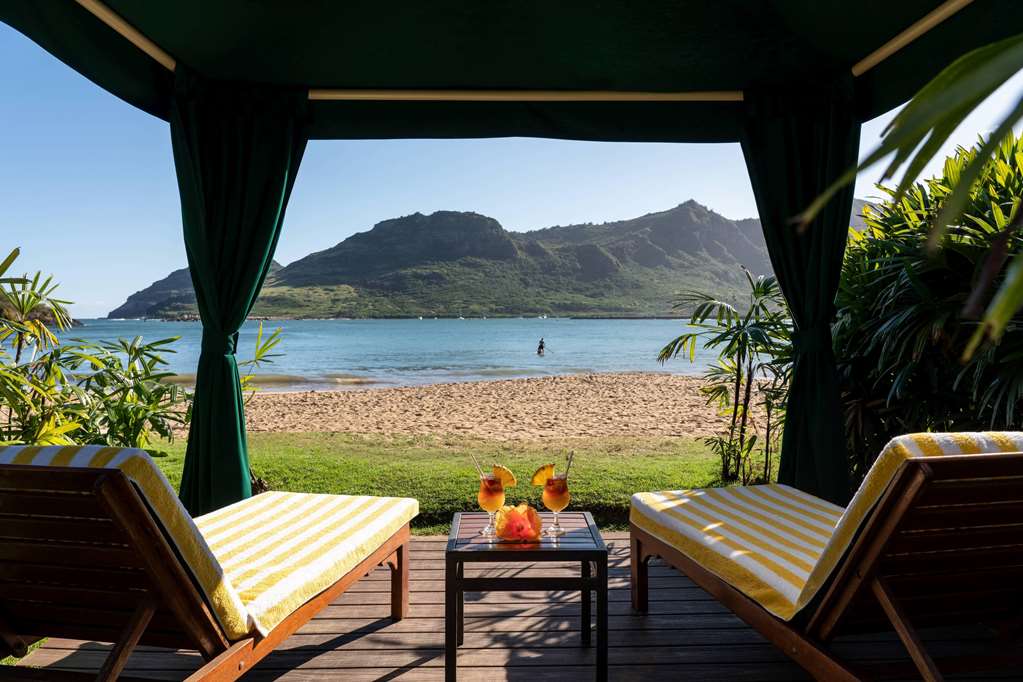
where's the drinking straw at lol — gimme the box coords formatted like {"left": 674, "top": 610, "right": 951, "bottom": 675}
{"left": 468, "top": 451, "right": 485, "bottom": 478}
{"left": 565, "top": 450, "right": 575, "bottom": 479}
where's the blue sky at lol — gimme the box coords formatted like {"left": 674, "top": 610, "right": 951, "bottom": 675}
{"left": 3, "top": 25, "right": 1022, "bottom": 317}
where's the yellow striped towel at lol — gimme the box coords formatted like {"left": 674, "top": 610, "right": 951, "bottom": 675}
{"left": 195, "top": 490, "right": 417, "bottom": 635}
{"left": 0, "top": 445, "right": 418, "bottom": 638}
{"left": 631, "top": 431, "right": 1023, "bottom": 621}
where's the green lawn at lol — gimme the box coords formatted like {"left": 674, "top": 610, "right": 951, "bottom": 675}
{"left": 156, "top": 432, "right": 719, "bottom": 534}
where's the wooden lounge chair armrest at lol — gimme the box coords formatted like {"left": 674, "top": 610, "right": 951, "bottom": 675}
{"left": 184, "top": 639, "right": 256, "bottom": 682}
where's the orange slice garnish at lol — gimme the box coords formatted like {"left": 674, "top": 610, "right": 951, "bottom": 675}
{"left": 531, "top": 463, "right": 555, "bottom": 486}
{"left": 493, "top": 464, "right": 517, "bottom": 487}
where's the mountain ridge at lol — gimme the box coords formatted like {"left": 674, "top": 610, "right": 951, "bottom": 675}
{"left": 108, "top": 200, "right": 868, "bottom": 319}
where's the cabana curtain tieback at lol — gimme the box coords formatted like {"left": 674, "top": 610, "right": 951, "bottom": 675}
{"left": 201, "top": 330, "right": 239, "bottom": 355}
{"left": 790, "top": 326, "right": 832, "bottom": 354}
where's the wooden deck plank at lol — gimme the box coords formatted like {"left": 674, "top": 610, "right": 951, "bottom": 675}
{"left": 12, "top": 534, "right": 1019, "bottom": 680}
{"left": 23, "top": 636, "right": 1010, "bottom": 665}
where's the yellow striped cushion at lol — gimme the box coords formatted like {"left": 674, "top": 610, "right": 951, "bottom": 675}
{"left": 632, "top": 431, "right": 1023, "bottom": 620}
{"left": 195, "top": 491, "right": 417, "bottom": 635}
{"left": 0, "top": 445, "right": 251, "bottom": 638}
{"left": 631, "top": 484, "right": 842, "bottom": 619}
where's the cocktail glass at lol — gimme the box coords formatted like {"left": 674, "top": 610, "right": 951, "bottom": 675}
{"left": 478, "top": 474, "right": 505, "bottom": 537}
{"left": 542, "top": 474, "right": 570, "bottom": 537}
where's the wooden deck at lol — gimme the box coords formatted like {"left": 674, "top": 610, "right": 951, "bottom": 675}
{"left": 16, "top": 533, "right": 1019, "bottom": 680}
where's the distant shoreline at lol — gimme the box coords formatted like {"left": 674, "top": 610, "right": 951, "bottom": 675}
{"left": 97, "top": 314, "right": 690, "bottom": 322}
{"left": 163, "top": 367, "right": 701, "bottom": 393}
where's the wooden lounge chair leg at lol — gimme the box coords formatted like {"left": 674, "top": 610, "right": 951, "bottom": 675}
{"left": 386, "top": 538, "right": 410, "bottom": 620}
{"left": 871, "top": 577, "right": 943, "bottom": 682}
{"left": 96, "top": 596, "right": 156, "bottom": 682}
{"left": 581, "top": 559, "right": 592, "bottom": 647}
{"left": 455, "top": 561, "right": 464, "bottom": 646}
{"left": 631, "top": 535, "right": 649, "bottom": 613}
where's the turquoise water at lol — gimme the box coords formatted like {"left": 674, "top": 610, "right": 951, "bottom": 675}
{"left": 64, "top": 318, "right": 711, "bottom": 390}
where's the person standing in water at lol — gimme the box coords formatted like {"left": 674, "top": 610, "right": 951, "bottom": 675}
{"left": 537, "top": 337, "right": 545, "bottom": 356}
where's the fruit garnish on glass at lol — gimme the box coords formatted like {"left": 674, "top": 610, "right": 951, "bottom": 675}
{"left": 531, "top": 452, "right": 573, "bottom": 537}
{"left": 471, "top": 453, "right": 516, "bottom": 537}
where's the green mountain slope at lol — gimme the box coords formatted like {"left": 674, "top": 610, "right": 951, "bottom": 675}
{"left": 108, "top": 199, "right": 850, "bottom": 319}
{"left": 108, "top": 261, "right": 282, "bottom": 319}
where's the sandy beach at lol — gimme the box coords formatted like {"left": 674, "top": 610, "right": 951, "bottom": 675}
{"left": 245, "top": 372, "right": 755, "bottom": 440}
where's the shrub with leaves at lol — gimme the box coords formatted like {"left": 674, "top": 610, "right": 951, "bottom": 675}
{"left": 65, "top": 337, "right": 191, "bottom": 449}
{"left": 0, "top": 248, "right": 286, "bottom": 454}
{"left": 835, "top": 133, "right": 1023, "bottom": 480}
{"left": 803, "top": 34, "right": 1023, "bottom": 351}
{"left": 0, "top": 248, "right": 189, "bottom": 448}
{"left": 0, "top": 334, "right": 191, "bottom": 449}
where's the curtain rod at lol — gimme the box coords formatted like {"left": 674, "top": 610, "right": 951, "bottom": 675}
{"left": 76, "top": 0, "right": 973, "bottom": 102}
{"left": 851, "top": 0, "right": 974, "bottom": 77}
{"left": 76, "top": 0, "right": 175, "bottom": 71}
{"left": 306, "top": 89, "right": 743, "bottom": 102}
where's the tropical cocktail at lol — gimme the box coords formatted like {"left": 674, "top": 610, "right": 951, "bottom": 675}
{"left": 543, "top": 475, "right": 570, "bottom": 513}
{"left": 531, "top": 453, "right": 573, "bottom": 537}
{"left": 478, "top": 474, "right": 505, "bottom": 512}
{"left": 472, "top": 458, "right": 516, "bottom": 537}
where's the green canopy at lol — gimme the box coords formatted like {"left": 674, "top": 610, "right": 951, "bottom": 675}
{"left": 4, "top": 2, "right": 1020, "bottom": 141}
{"left": 4, "top": 1, "right": 1021, "bottom": 509}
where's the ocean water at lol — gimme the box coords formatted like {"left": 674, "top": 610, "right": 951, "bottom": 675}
{"left": 63, "top": 318, "right": 713, "bottom": 390}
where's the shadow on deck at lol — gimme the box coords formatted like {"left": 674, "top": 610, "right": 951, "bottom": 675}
{"left": 17, "top": 533, "right": 1020, "bottom": 680}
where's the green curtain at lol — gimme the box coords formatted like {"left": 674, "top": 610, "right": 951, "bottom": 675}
{"left": 171, "top": 68, "right": 307, "bottom": 516}
{"left": 739, "top": 78, "right": 860, "bottom": 505}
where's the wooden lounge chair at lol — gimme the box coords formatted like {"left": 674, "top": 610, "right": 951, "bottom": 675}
{"left": 0, "top": 445, "right": 418, "bottom": 681}
{"left": 630, "top": 432, "right": 1023, "bottom": 681}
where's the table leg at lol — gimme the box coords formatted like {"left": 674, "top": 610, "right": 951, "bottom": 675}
{"left": 445, "top": 558, "right": 458, "bottom": 681}
{"left": 596, "top": 556, "right": 608, "bottom": 682}
{"left": 581, "top": 560, "right": 591, "bottom": 647}
{"left": 457, "top": 561, "right": 465, "bottom": 646}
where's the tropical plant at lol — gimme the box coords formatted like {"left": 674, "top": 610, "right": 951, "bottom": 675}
{"left": 0, "top": 248, "right": 189, "bottom": 448}
{"left": 0, "top": 353, "right": 79, "bottom": 445}
{"left": 0, "top": 248, "right": 27, "bottom": 286}
{"left": 805, "top": 33, "right": 1023, "bottom": 357}
{"left": 0, "top": 270, "right": 72, "bottom": 363}
{"left": 239, "top": 321, "right": 284, "bottom": 404}
{"left": 757, "top": 381, "right": 787, "bottom": 485}
{"left": 0, "top": 336, "right": 191, "bottom": 448}
{"left": 0, "top": 249, "right": 287, "bottom": 454}
{"left": 67, "top": 337, "right": 190, "bottom": 449}
{"left": 834, "top": 133, "right": 1023, "bottom": 480}
{"left": 659, "top": 269, "right": 791, "bottom": 483}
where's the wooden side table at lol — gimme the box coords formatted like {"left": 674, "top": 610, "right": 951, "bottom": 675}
{"left": 444, "top": 511, "right": 608, "bottom": 681}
